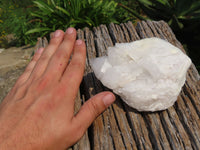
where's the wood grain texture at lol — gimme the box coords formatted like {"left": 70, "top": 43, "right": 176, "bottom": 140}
{"left": 77, "top": 20, "right": 200, "bottom": 150}
{"left": 36, "top": 21, "right": 199, "bottom": 150}
{"left": 34, "top": 37, "right": 48, "bottom": 53}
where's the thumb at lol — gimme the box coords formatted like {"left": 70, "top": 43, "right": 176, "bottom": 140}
{"left": 72, "top": 92, "right": 115, "bottom": 133}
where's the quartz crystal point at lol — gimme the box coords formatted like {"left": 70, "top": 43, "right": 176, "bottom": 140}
{"left": 91, "top": 38, "right": 191, "bottom": 111}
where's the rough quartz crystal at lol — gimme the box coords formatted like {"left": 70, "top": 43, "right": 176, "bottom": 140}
{"left": 91, "top": 38, "right": 191, "bottom": 111}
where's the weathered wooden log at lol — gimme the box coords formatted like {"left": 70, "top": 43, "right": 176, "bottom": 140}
{"left": 78, "top": 20, "right": 200, "bottom": 150}
{"left": 34, "top": 37, "right": 48, "bottom": 53}
{"left": 36, "top": 20, "right": 200, "bottom": 150}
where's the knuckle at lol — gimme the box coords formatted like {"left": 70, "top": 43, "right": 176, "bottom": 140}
{"left": 87, "top": 100, "right": 100, "bottom": 117}
{"left": 14, "top": 72, "right": 30, "bottom": 87}
{"left": 40, "top": 54, "right": 49, "bottom": 61}
{"left": 34, "top": 75, "right": 51, "bottom": 91}
{"left": 40, "top": 100, "right": 55, "bottom": 112}
{"left": 25, "top": 62, "right": 35, "bottom": 72}
{"left": 55, "top": 50, "right": 70, "bottom": 60}
{"left": 13, "top": 84, "right": 28, "bottom": 100}
{"left": 32, "top": 53, "right": 39, "bottom": 61}
{"left": 71, "top": 61, "right": 84, "bottom": 69}
{"left": 49, "top": 37, "right": 62, "bottom": 45}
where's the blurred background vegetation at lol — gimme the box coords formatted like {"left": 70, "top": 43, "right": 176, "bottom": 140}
{"left": 0, "top": 0, "right": 199, "bottom": 71}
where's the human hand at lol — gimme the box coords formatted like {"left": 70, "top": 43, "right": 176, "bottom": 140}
{"left": 0, "top": 28, "right": 115, "bottom": 150}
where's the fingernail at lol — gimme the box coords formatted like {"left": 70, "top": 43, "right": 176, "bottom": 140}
{"left": 102, "top": 93, "right": 115, "bottom": 107}
{"left": 54, "top": 30, "right": 61, "bottom": 38}
{"left": 36, "top": 48, "right": 44, "bottom": 54}
{"left": 76, "top": 39, "right": 83, "bottom": 45}
{"left": 66, "top": 27, "right": 74, "bottom": 34}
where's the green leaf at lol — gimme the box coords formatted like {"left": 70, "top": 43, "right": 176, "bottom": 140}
{"left": 175, "top": 0, "right": 194, "bottom": 15}
{"left": 33, "top": 0, "right": 54, "bottom": 13}
{"left": 138, "top": 0, "right": 153, "bottom": 6}
{"left": 137, "top": 0, "right": 174, "bottom": 20}
{"left": 119, "top": 3, "right": 147, "bottom": 20}
{"left": 31, "top": 12, "right": 45, "bottom": 18}
{"left": 25, "top": 27, "right": 51, "bottom": 35}
{"left": 56, "top": 6, "right": 70, "bottom": 16}
{"left": 50, "top": 0, "right": 56, "bottom": 6}
{"left": 181, "top": 1, "right": 200, "bottom": 16}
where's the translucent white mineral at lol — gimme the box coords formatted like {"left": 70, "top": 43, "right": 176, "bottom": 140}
{"left": 91, "top": 38, "right": 191, "bottom": 111}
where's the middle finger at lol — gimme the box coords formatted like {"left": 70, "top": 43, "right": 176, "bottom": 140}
{"left": 43, "top": 28, "right": 77, "bottom": 81}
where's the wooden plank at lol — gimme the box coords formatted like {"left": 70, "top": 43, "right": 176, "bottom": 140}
{"left": 112, "top": 99, "right": 137, "bottom": 150}
{"left": 72, "top": 91, "right": 91, "bottom": 150}
{"left": 135, "top": 22, "right": 149, "bottom": 38}
{"left": 31, "top": 20, "right": 199, "bottom": 149}
{"left": 120, "top": 23, "right": 131, "bottom": 42}
{"left": 93, "top": 26, "right": 107, "bottom": 56}
{"left": 92, "top": 25, "right": 138, "bottom": 150}
{"left": 98, "top": 24, "right": 138, "bottom": 150}
{"left": 124, "top": 21, "right": 140, "bottom": 41}
{"left": 34, "top": 37, "right": 48, "bottom": 53}
{"left": 82, "top": 28, "right": 115, "bottom": 150}
{"left": 83, "top": 27, "right": 96, "bottom": 74}
{"left": 82, "top": 26, "right": 136, "bottom": 150}
{"left": 153, "top": 21, "right": 200, "bottom": 149}
{"left": 108, "top": 23, "right": 125, "bottom": 43}
{"left": 152, "top": 21, "right": 183, "bottom": 50}
{"left": 93, "top": 25, "right": 113, "bottom": 56}
{"left": 80, "top": 20, "right": 200, "bottom": 150}
{"left": 145, "top": 20, "right": 162, "bottom": 38}
{"left": 124, "top": 104, "right": 153, "bottom": 150}
{"left": 110, "top": 21, "right": 171, "bottom": 150}
{"left": 135, "top": 21, "right": 195, "bottom": 150}
{"left": 106, "top": 23, "right": 153, "bottom": 150}
{"left": 159, "top": 109, "right": 192, "bottom": 150}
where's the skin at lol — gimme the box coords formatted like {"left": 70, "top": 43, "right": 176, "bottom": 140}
{"left": 0, "top": 28, "right": 115, "bottom": 150}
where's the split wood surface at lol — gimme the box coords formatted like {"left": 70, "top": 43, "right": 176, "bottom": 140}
{"left": 38, "top": 20, "right": 200, "bottom": 150}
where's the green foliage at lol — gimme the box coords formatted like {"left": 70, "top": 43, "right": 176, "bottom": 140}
{"left": 137, "top": 0, "right": 200, "bottom": 30}
{"left": 0, "top": 0, "right": 41, "bottom": 46}
{"left": 0, "top": 0, "right": 136, "bottom": 47}
{"left": 26, "top": 0, "right": 129, "bottom": 36}
{"left": 114, "top": 0, "right": 141, "bottom": 23}
{"left": 117, "top": 0, "right": 146, "bottom": 21}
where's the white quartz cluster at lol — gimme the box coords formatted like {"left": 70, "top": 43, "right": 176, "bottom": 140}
{"left": 91, "top": 38, "right": 191, "bottom": 111}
